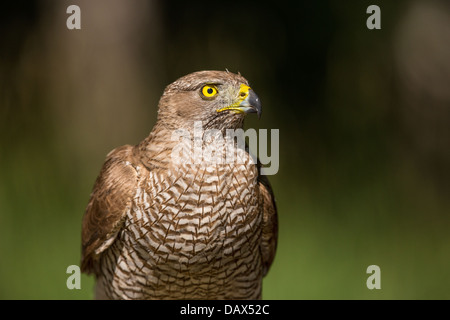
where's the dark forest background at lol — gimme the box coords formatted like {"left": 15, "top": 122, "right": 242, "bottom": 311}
{"left": 1, "top": 0, "right": 449, "bottom": 299}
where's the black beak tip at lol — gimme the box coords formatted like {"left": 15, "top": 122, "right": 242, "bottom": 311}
{"left": 249, "top": 91, "right": 262, "bottom": 119}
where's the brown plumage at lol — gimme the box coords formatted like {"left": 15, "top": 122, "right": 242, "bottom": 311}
{"left": 81, "top": 70, "right": 278, "bottom": 299}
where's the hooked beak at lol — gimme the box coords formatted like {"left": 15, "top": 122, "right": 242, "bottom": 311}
{"left": 239, "top": 89, "right": 262, "bottom": 119}
{"left": 216, "top": 84, "right": 262, "bottom": 119}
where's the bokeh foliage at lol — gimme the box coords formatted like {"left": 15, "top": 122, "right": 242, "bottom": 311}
{"left": 1, "top": 0, "right": 449, "bottom": 299}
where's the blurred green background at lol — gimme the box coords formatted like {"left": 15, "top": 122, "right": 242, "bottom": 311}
{"left": 1, "top": 0, "right": 450, "bottom": 299}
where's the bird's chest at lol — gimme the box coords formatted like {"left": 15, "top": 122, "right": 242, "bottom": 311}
{"left": 123, "top": 163, "right": 261, "bottom": 273}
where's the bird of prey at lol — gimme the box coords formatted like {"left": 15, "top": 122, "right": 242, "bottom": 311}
{"left": 81, "top": 70, "right": 278, "bottom": 299}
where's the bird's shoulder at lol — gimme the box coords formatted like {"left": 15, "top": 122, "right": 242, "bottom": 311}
{"left": 81, "top": 144, "right": 142, "bottom": 274}
{"left": 257, "top": 172, "right": 278, "bottom": 277}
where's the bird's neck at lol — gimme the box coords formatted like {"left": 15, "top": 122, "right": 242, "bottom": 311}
{"left": 135, "top": 122, "right": 177, "bottom": 171}
{"left": 135, "top": 119, "right": 248, "bottom": 171}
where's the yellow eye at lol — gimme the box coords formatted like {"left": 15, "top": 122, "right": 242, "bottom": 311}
{"left": 201, "top": 85, "right": 218, "bottom": 98}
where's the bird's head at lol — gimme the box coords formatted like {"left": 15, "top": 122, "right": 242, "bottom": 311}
{"left": 157, "top": 70, "right": 262, "bottom": 131}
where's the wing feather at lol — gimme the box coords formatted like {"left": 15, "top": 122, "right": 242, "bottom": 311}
{"left": 258, "top": 174, "right": 278, "bottom": 277}
{"left": 81, "top": 145, "right": 139, "bottom": 274}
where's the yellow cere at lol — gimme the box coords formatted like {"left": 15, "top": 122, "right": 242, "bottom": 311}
{"left": 238, "top": 84, "right": 251, "bottom": 100}
{"left": 216, "top": 84, "right": 252, "bottom": 114}
{"left": 202, "top": 85, "right": 218, "bottom": 98}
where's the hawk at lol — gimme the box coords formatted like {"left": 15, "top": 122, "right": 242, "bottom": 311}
{"left": 81, "top": 70, "right": 278, "bottom": 299}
